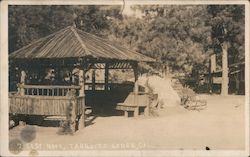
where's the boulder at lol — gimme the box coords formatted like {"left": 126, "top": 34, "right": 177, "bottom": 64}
{"left": 138, "top": 75, "right": 181, "bottom": 107}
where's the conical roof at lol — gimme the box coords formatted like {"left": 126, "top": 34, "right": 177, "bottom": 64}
{"left": 9, "top": 26, "right": 155, "bottom": 62}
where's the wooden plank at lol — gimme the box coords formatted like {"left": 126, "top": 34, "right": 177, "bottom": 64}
{"left": 92, "top": 69, "right": 96, "bottom": 91}
{"left": 134, "top": 107, "right": 139, "bottom": 117}
{"left": 133, "top": 63, "right": 139, "bottom": 95}
{"left": 26, "top": 97, "right": 31, "bottom": 114}
{"left": 35, "top": 98, "right": 40, "bottom": 114}
{"left": 8, "top": 94, "right": 85, "bottom": 116}
{"left": 24, "top": 85, "right": 80, "bottom": 89}
{"left": 105, "top": 63, "right": 109, "bottom": 91}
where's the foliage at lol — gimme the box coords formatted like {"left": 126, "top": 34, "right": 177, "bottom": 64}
{"left": 109, "top": 5, "right": 213, "bottom": 74}
{"left": 179, "top": 86, "right": 207, "bottom": 111}
{"left": 8, "top": 5, "right": 120, "bottom": 52}
{"left": 9, "top": 5, "right": 245, "bottom": 77}
{"left": 179, "top": 86, "right": 196, "bottom": 105}
{"left": 207, "top": 5, "right": 245, "bottom": 64}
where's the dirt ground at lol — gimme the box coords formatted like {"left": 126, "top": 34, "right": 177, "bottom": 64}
{"left": 9, "top": 94, "right": 245, "bottom": 151}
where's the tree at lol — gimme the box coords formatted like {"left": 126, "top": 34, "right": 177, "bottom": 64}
{"left": 9, "top": 5, "right": 245, "bottom": 88}
{"left": 107, "top": 5, "right": 212, "bottom": 75}
{"left": 8, "top": 5, "right": 121, "bottom": 53}
{"left": 207, "top": 5, "right": 245, "bottom": 95}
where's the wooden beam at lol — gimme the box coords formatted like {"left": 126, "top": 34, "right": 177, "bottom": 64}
{"left": 79, "top": 69, "right": 85, "bottom": 97}
{"left": 210, "top": 54, "right": 216, "bottom": 73}
{"left": 221, "top": 42, "right": 229, "bottom": 96}
{"left": 78, "top": 68, "right": 85, "bottom": 129}
{"left": 236, "top": 73, "right": 240, "bottom": 94}
{"left": 19, "top": 70, "right": 26, "bottom": 96}
{"left": 105, "top": 63, "right": 109, "bottom": 91}
{"left": 133, "top": 63, "right": 139, "bottom": 94}
{"left": 92, "top": 69, "right": 96, "bottom": 91}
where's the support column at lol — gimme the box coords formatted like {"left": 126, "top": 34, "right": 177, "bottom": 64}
{"left": 235, "top": 73, "right": 240, "bottom": 94}
{"left": 72, "top": 69, "right": 76, "bottom": 85}
{"left": 208, "top": 58, "right": 212, "bottom": 94}
{"left": 133, "top": 62, "right": 139, "bottom": 117}
{"left": 104, "top": 63, "right": 109, "bottom": 91}
{"left": 92, "top": 69, "right": 96, "bottom": 91}
{"left": 68, "top": 97, "right": 76, "bottom": 133}
{"left": 19, "top": 70, "right": 26, "bottom": 96}
{"left": 124, "top": 111, "right": 128, "bottom": 117}
{"left": 221, "top": 42, "right": 229, "bottom": 96}
{"left": 79, "top": 69, "right": 85, "bottom": 96}
{"left": 144, "top": 77, "right": 150, "bottom": 116}
{"left": 134, "top": 107, "right": 139, "bottom": 117}
{"left": 78, "top": 69, "right": 85, "bottom": 129}
{"left": 144, "top": 106, "right": 150, "bottom": 116}
{"left": 133, "top": 63, "right": 139, "bottom": 94}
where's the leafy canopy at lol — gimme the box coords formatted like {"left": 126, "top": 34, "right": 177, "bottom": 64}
{"left": 9, "top": 5, "right": 245, "bottom": 75}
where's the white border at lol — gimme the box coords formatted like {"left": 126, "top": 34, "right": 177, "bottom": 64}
{"left": 1, "top": 0, "right": 249, "bottom": 156}
{"left": 1, "top": 1, "right": 9, "bottom": 156}
{"left": 245, "top": 0, "right": 250, "bottom": 155}
{"left": 4, "top": 0, "right": 249, "bottom": 5}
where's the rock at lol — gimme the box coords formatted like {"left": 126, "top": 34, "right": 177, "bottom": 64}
{"left": 138, "top": 75, "right": 181, "bottom": 107}
{"left": 19, "top": 121, "right": 26, "bottom": 126}
{"left": 9, "top": 120, "right": 15, "bottom": 128}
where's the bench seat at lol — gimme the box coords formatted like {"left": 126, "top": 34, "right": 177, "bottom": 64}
{"left": 116, "top": 92, "right": 152, "bottom": 117}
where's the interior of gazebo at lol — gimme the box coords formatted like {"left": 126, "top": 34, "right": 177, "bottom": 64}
{"left": 9, "top": 26, "right": 155, "bottom": 132}
{"left": 10, "top": 58, "right": 142, "bottom": 115}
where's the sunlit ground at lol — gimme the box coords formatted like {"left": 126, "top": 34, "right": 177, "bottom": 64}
{"left": 9, "top": 95, "right": 245, "bottom": 151}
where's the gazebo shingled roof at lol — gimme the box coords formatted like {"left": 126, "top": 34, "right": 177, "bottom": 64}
{"left": 9, "top": 26, "right": 155, "bottom": 62}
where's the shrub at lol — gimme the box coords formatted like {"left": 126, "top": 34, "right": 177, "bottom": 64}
{"left": 179, "top": 86, "right": 207, "bottom": 111}
{"left": 179, "top": 86, "right": 196, "bottom": 106}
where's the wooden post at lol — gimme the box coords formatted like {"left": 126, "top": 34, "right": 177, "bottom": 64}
{"left": 208, "top": 58, "right": 213, "bottom": 94}
{"left": 20, "top": 70, "right": 26, "bottom": 96}
{"left": 221, "top": 42, "right": 229, "bottom": 96}
{"left": 92, "top": 69, "right": 96, "bottom": 91}
{"left": 133, "top": 63, "right": 139, "bottom": 94}
{"left": 134, "top": 107, "right": 139, "bottom": 117}
{"left": 78, "top": 69, "right": 85, "bottom": 129}
{"left": 236, "top": 73, "right": 240, "bottom": 94}
{"left": 72, "top": 69, "right": 76, "bottom": 85}
{"left": 124, "top": 111, "right": 128, "bottom": 117}
{"left": 68, "top": 97, "right": 76, "bottom": 133}
{"left": 133, "top": 62, "right": 139, "bottom": 117}
{"left": 210, "top": 54, "right": 216, "bottom": 73}
{"left": 144, "top": 106, "right": 149, "bottom": 116}
{"left": 105, "top": 63, "right": 109, "bottom": 91}
{"left": 79, "top": 69, "right": 85, "bottom": 97}
{"left": 144, "top": 78, "right": 150, "bottom": 116}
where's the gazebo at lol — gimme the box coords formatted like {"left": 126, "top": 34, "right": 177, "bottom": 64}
{"left": 9, "top": 26, "right": 155, "bottom": 132}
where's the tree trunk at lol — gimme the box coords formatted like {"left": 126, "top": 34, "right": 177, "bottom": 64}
{"left": 221, "top": 42, "right": 229, "bottom": 96}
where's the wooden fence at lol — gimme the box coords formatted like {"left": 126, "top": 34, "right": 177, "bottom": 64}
{"left": 9, "top": 85, "right": 84, "bottom": 116}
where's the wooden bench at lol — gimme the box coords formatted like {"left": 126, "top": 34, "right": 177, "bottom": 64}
{"left": 116, "top": 92, "right": 151, "bottom": 117}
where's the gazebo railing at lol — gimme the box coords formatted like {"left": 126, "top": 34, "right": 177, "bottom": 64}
{"left": 9, "top": 94, "right": 85, "bottom": 116}
{"left": 21, "top": 85, "right": 81, "bottom": 96}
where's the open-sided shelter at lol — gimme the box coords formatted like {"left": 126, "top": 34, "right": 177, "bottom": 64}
{"left": 9, "top": 26, "right": 155, "bottom": 132}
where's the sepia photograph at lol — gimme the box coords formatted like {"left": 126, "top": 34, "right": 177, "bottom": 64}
{"left": 0, "top": 0, "right": 249, "bottom": 156}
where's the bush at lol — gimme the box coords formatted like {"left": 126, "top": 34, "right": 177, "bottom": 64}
{"left": 179, "top": 86, "right": 196, "bottom": 106}
{"left": 179, "top": 86, "right": 207, "bottom": 111}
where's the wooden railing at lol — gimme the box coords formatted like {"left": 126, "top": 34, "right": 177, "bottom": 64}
{"left": 22, "top": 85, "right": 80, "bottom": 96}
{"left": 9, "top": 95, "right": 85, "bottom": 116}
